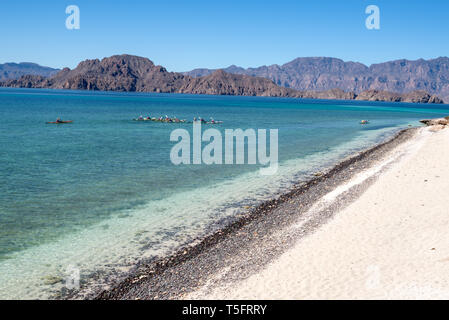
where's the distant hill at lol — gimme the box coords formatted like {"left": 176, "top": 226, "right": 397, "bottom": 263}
{"left": 177, "top": 69, "right": 297, "bottom": 97}
{"left": 0, "top": 62, "right": 59, "bottom": 81}
{"left": 0, "top": 54, "right": 444, "bottom": 104}
{"left": 184, "top": 57, "right": 449, "bottom": 103}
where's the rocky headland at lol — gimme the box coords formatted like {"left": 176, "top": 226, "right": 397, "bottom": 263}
{"left": 420, "top": 116, "right": 449, "bottom": 131}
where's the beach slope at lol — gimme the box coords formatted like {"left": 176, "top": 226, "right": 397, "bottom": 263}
{"left": 198, "top": 127, "right": 449, "bottom": 299}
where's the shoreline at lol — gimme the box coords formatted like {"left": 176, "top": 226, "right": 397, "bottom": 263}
{"left": 196, "top": 126, "right": 449, "bottom": 299}
{"left": 73, "top": 127, "right": 420, "bottom": 300}
{"left": 1, "top": 87, "right": 447, "bottom": 106}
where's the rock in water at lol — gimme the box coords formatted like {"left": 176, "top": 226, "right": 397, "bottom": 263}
{"left": 420, "top": 118, "right": 449, "bottom": 126}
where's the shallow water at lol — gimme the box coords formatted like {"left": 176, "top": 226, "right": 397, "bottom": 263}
{"left": 0, "top": 88, "right": 448, "bottom": 299}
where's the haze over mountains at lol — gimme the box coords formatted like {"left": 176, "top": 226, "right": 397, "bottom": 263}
{"left": 184, "top": 57, "right": 449, "bottom": 103}
{"left": 0, "top": 55, "right": 445, "bottom": 103}
{"left": 0, "top": 62, "right": 59, "bottom": 81}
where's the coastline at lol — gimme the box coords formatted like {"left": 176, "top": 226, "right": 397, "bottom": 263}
{"left": 4, "top": 87, "right": 447, "bottom": 300}
{"left": 1, "top": 54, "right": 446, "bottom": 104}
{"left": 78, "top": 126, "right": 421, "bottom": 300}
{"left": 193, "top": 126, "right": 449, "bottom": 299}
{"left": 0, "top": 86, "right": 446, "bottom": 105}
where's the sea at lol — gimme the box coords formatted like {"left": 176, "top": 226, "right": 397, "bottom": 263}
{"left": 1, "top": 87, "right": 448, "bottom": 299}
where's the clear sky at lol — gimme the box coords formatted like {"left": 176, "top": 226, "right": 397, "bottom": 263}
{"left": 0, "top": 0, "right": 448, "bottom": 71}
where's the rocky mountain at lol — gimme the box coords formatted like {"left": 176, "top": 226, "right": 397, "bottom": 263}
{"left": 177, "top": 70, "right": 297, "bottom": 97}
{"left": 184, "top": 57, "right": 449, "bottom": 103}
{"left": 0, "top": 62, "right": 59, "bottom": 81}
{"left": 1, "top": 55, "right": 444, "bottom": 104}
{"left": 355, "top": 89, "right": 444, "bottom": 104}
{"left": 17, "top": 55, "right": 188, "bottom": 93}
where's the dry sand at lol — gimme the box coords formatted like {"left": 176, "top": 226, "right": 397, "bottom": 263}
{"left": 199, "top": 127, "right": 449, "bottom": 300}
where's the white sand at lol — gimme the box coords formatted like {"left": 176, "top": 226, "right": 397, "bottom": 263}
{"left": 200, "top": 127, "right": 449, "bottom": 300}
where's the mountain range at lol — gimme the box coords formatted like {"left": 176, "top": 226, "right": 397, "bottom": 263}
{"left": 0, "top": 62, "right": 59, "bottom": 81}
{"left": 0, "top": 55, "right": 445, "bottom": 104}
{"left": 184, "top": 57, "right": 449, "bottom": 103}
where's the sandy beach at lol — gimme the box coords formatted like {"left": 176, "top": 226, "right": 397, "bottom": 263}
{"left": 95, "top": 125, "right": 449, "bottom": 301}
{"left": 189, "top": 126, "right": 449, "bottom": 300}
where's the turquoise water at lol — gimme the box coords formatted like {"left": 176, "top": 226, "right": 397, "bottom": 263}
{"left": 1, "top": 87, "right": 448, "bottom": 299}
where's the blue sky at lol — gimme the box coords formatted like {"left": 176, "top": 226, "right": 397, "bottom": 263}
{"left": 0, "top": 0, "right": 448, "bottom": 71}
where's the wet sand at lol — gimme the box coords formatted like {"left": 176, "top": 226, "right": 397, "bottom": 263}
{"left": 89, "top": 127, "right": 423, "bottom": 300}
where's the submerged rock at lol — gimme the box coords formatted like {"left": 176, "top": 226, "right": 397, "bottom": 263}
{"left": 42, "top": 275, "right": 63, "bottom": 285}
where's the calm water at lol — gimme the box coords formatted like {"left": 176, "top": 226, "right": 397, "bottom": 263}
{"left": 1, "top": 88, "right": 448, "bottom": 298}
